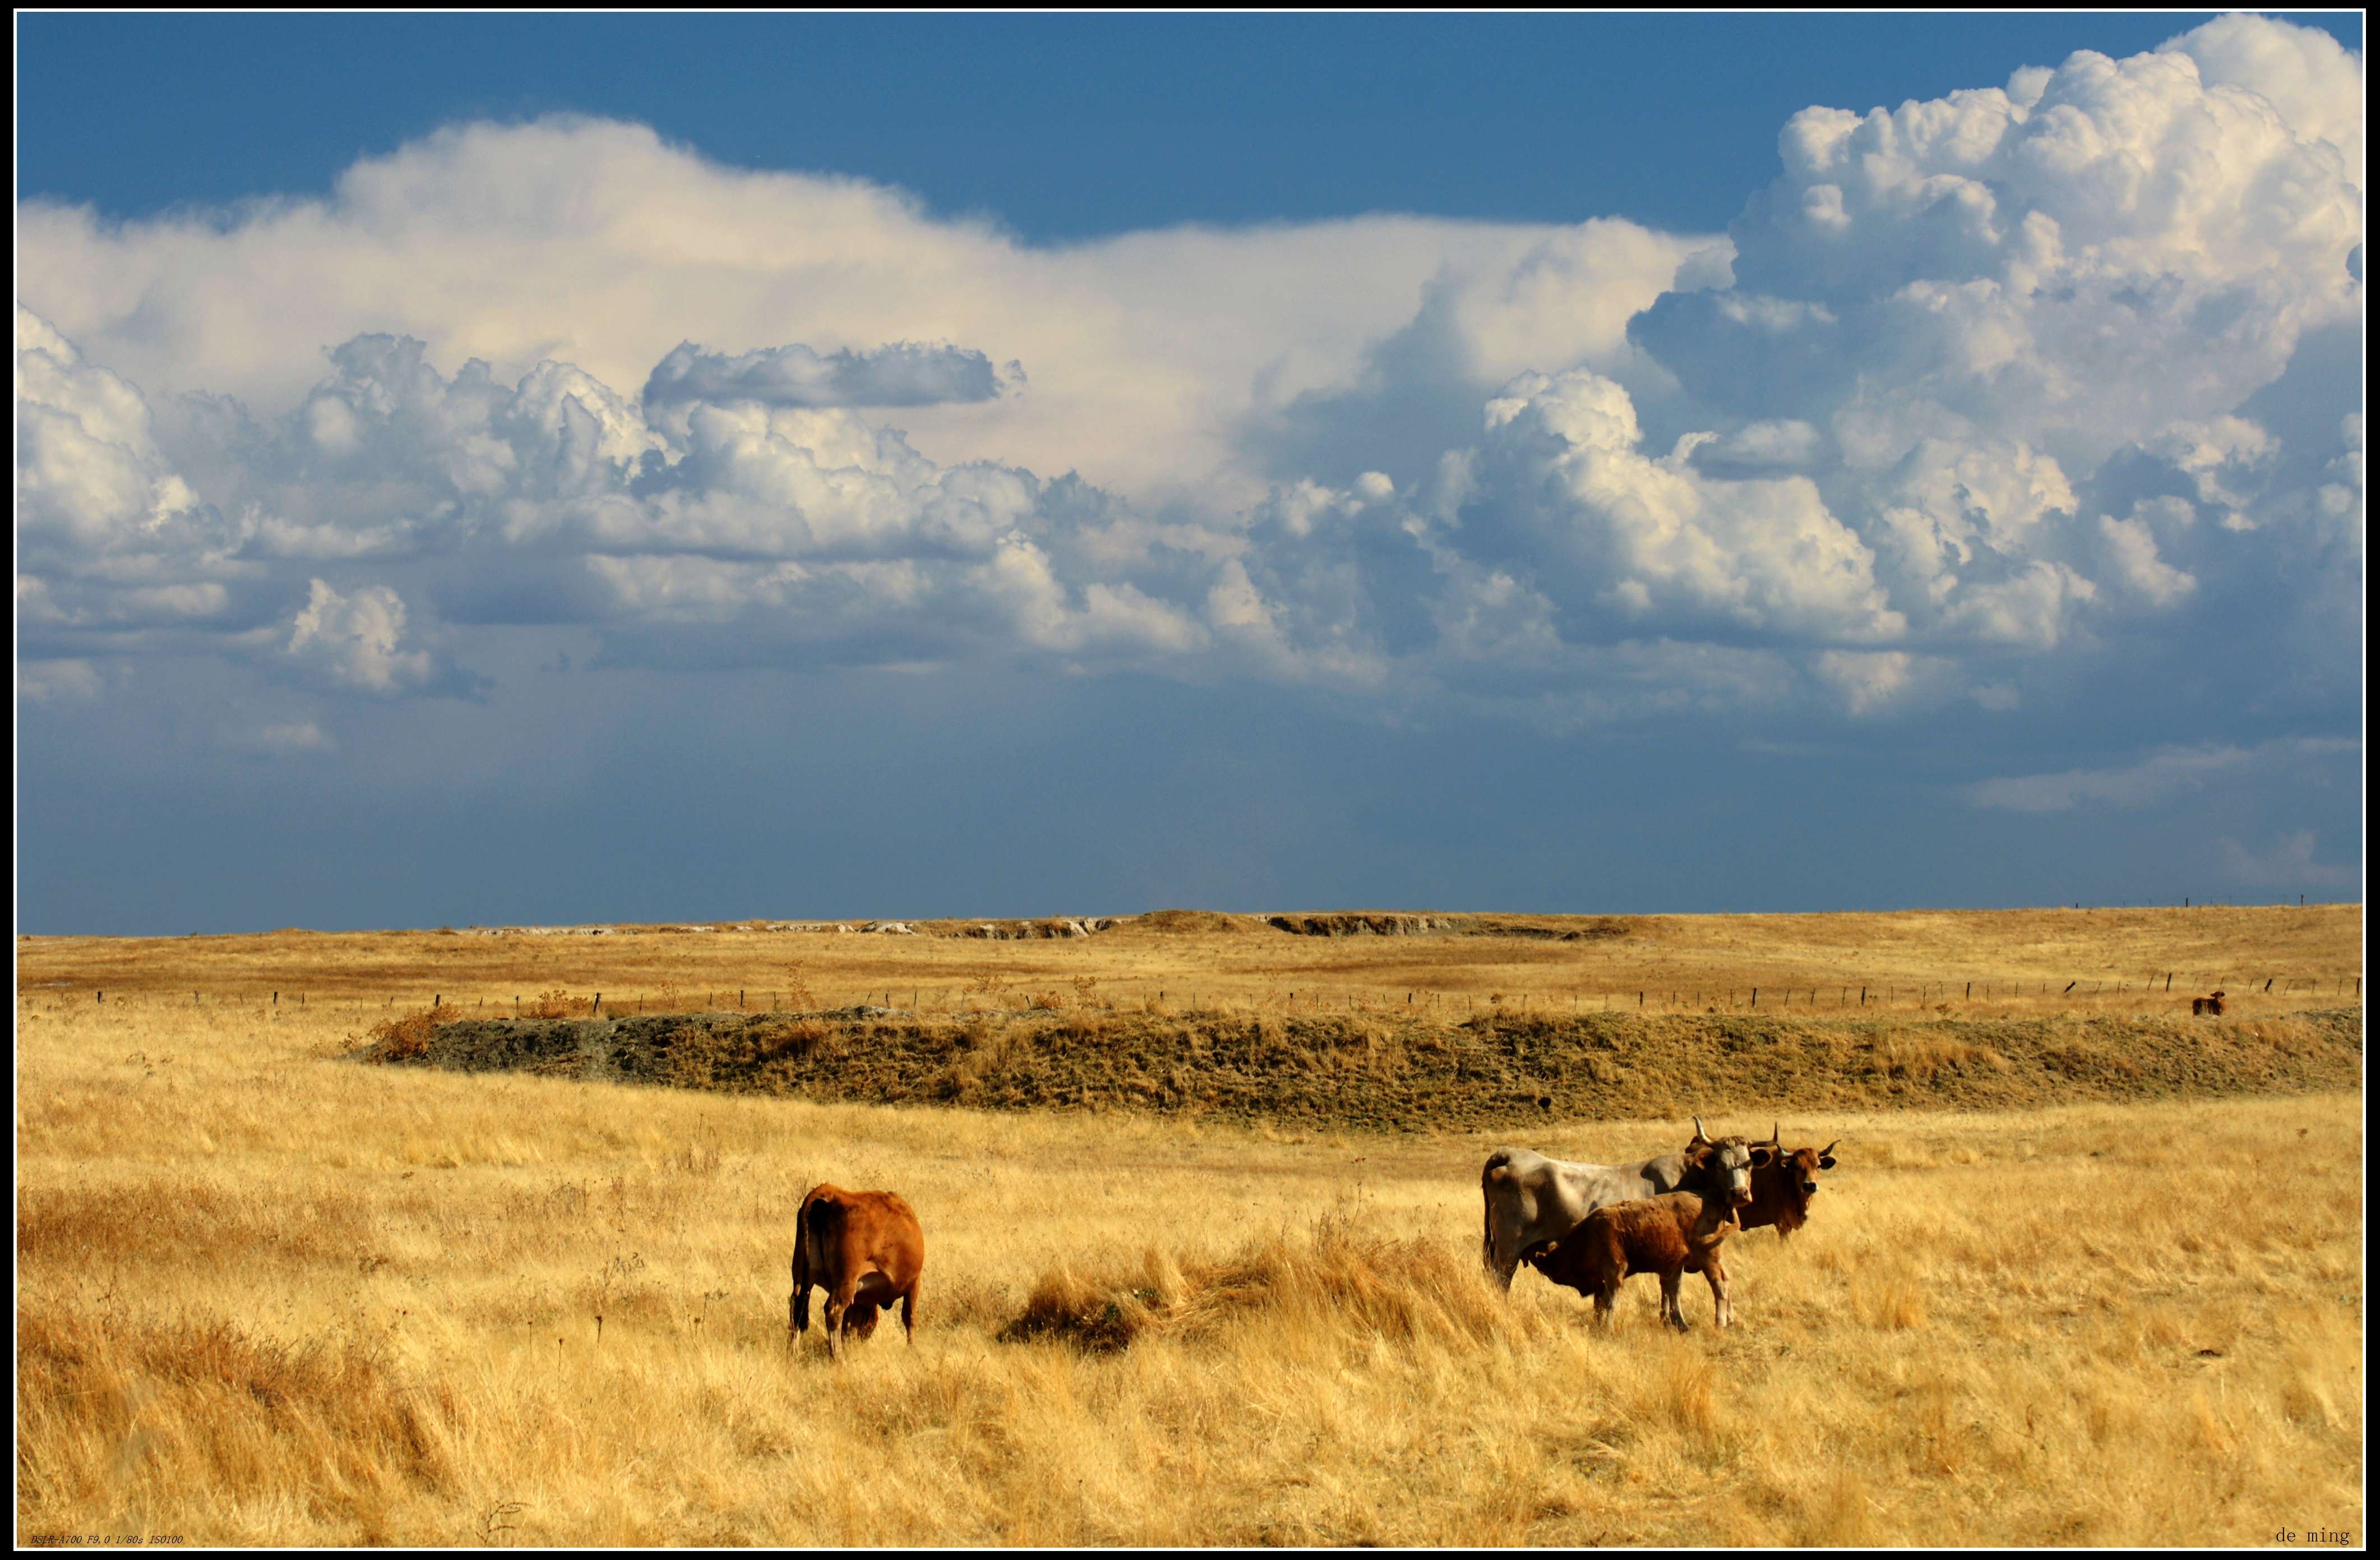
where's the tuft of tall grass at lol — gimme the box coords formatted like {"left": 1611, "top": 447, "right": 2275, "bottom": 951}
{"left": 16, "top": 1306, "right": 455, "bottom": 1533}
{"left": 1002, "top": 1222, "right": 1543, "bottom": 1355}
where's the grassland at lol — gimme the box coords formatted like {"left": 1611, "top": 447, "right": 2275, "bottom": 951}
{"left": 19, "top": 902, "right": 2364, "bottom": 1021}
{"left": 13, "top": 907, "right": 2366, "bottom": 1546}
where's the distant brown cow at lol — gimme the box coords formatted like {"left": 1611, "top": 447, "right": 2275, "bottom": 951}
{"left": 1737, "top": 1123, "right": 1840, "bottom": 1240}
{"left": 2192, "top": 991, "right": 2226, "bottom": 1016}
{"left": 1523, "top": 1190, "right": 1746, "bottom": 1330}
{"left": 788, "top": 1184, "right": 925, "bottom": 1359}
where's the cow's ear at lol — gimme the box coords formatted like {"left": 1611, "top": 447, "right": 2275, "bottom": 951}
{"left": 1817, "top": 1155, "right": 1837, "bottom": 1170}
{"left": 1749, "top": 1146, "right": 1776, "bottom": 1168}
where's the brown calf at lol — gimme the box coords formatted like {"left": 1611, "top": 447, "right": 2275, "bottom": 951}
{"left": 788, "top": 1183, "right": 925, "bottom": 1360}
{"left": 2191, "top": 991, "right": 2226, "bottom": 1016}
{"left": 1523, "top": 1190, "right": 1745, "bottom": 1330}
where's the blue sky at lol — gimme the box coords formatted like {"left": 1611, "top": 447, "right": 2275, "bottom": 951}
{"left": 16, "top": 14, "right": 2365, "bottom": 932}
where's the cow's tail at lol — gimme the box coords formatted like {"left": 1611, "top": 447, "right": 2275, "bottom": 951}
{"left": 791, "top": 1186, "right": 834, "bottom": 1335}
{"left": 1481, "top": 1150, "right": 1516, "bottom": 1276}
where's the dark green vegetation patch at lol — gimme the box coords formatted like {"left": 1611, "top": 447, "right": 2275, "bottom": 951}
{"left": 352, "top": 1005, "right": 2363, "bottom": 1128}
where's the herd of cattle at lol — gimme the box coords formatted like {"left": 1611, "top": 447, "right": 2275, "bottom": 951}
{"left": 1483, "top": 1119, "right": 1838, "bottom": 1331}
{"left": 785, "top": 1120, "right": 1838, "bottom": 1356}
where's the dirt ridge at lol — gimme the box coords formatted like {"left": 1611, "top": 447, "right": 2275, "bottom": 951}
{"left": 353, "top": 1006, "right": 2363, "bottom": 1129}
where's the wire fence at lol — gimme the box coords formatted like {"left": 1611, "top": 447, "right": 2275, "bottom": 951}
{"left": 25, "top": 972, "right": 2365, "bottom": 1018}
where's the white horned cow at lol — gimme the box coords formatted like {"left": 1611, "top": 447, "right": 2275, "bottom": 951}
{"left": 1480, "top": 1117, "right": 1764, "bottom": 1290}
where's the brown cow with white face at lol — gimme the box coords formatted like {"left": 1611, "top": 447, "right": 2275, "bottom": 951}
{"left": 788, "top": 1183, "right": 925, "bottom": 1360}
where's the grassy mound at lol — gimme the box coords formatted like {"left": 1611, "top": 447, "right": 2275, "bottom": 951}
{"left": 353, "top": 1004, "right": 2363, "bottom": 1126}
{"left": 1000, "top": 1225, "right": 1536, "bottom": 1353}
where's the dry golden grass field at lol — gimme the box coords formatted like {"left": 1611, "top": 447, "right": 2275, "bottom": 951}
{"left": 14, "top": 907, "right": 2366, "bottom": 1546}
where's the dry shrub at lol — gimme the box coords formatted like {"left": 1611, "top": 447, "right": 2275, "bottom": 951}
{"left": 363, "top": 1004, "right": 466, "bottom": 1061}
{"left": 755, "top": 1017, "right": 833, "bottom": 1057}
{"left": 1001, "top": 1224, "right": 1534, "bottom": 1354}
{"left": 522, "top": 989, "right": 594, "bottom": 1019}
{"left": 780, "top": 961, "right": 817, "bottom": 1012}
{"left": 16, "top": 1305, "right": 452, "bottom": 1520}
{"left": 1025, "top": 990, "right": 1067, "bottom": 1012}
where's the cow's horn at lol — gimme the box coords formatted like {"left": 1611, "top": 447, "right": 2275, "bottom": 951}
{"left": 1819, "top": 1139, "right": 1841, "bottom": 1157}
{"left": 1692, "top": 1114, "right": 1709, "bottom": 1142}
{"left": 1768, "top": 1120, "right": 1781, "bottom": 1146}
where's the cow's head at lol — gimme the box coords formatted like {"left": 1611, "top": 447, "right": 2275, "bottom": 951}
{"left": 1685, "top": 1125, "right": 1774, "bottom": 1208}
{"left": 1759, "top": 1124, "right": 1838, "bottom": 1226}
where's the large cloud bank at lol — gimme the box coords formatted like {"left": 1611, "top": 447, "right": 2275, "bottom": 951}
{"left": 18, "top": 17, "right": 2363, "bottom": 750}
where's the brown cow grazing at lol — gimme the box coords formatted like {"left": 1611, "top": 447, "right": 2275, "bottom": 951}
{"left": 1523, "top": 1191, "right": 1746, "bottom": 1331}
{"left": 2191, "top": 991, "right": 2226, "bottom": 1016}
{"left": 788, "top": 1184, "right": 925, "bottom": 1360}
{"left": 1737, "top": 1122, "right": 1841, "bottom": 1240}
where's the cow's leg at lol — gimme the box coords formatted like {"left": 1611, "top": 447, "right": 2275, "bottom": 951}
{"left": 848, "top": 1300, "right": 881, "bottom": 1340}
{"left": 1703, "top": 1251, "right": 1732, "bottom": 1329}
{"left": 1486, "top": 1224, "right": 1521, "bottom": 1290}
{"left": 1592, "top": 1280, "right": 1617, "bottom": 1328}
{"left": 789, "top": 1250, "right": 812, "bottom": 1349}
{"left": 901, "top": 1280, "right": 919, "bottom": 1346}
{"left": 1661, "top": 1269, "right": 1690, "bottom": 1331}
{"left": 1591, "top": 1253, "right": 1624, "bottom": 1330}
{"left": 825, "top": 1271, "right": 869, "bottom": 1359}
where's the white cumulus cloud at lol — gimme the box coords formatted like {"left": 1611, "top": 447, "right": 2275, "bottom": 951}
{"left": 285, "top": 579, "right": 436, "bottom": 694}
{"left": 11, "top": 15, "right": 2361, "bottom": 738}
